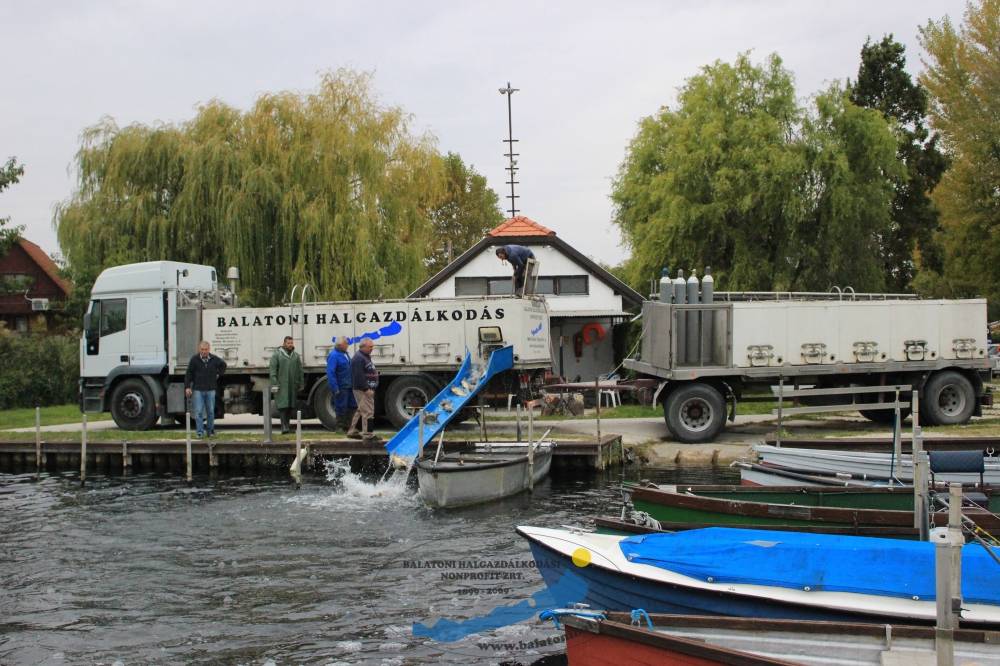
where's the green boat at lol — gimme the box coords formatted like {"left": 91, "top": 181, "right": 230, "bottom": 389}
{"left": 623, "top": 483, "right": 1000, "bottom": 531}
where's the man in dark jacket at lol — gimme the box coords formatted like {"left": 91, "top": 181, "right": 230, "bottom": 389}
{"left": 325, "top": 337, "right": 357, "bottom": 431}
{"left": 495, "top": 244, "right": 535, "bottom": 293}
{"left": 347, "top": 338, "right": 379, "bottom": 441}
{"left": 184, "top": 341, "right": 227, "bottom": 437}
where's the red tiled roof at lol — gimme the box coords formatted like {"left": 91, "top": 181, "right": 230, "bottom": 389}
{"left": 488, "top": 216, "right": 555, "bottom": 237}
{"left": 17, "top": 238, "right": 71, "bottom": 295}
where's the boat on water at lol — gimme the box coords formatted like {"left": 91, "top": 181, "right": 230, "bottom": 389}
{"left": 593, "top": 515, "right": 922, "bottom": 538}
{"left": 621, "top": 482, "right": 1000, "bottom": 533}
{"left": 416, "top": 440, "right": 553, "bottom": 508}
{"left": 517, "top": 525, "right": 1000, "bottom": 627}
{"left": 542, "top": 610, "right": 1000, "bottom": 665}
{"left": 754, "top": 444, "right": 998, "bottom": 485}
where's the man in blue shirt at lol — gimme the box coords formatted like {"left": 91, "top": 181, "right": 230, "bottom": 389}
{"left": 495, "top": 244, "right": 535, "bottom": 293}
{"left": 325, "top": 337, "right": 357, "bottom": 431}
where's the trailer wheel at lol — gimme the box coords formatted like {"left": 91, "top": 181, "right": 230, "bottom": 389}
{"left": 384, "top": 376, "right": 438, "bottom": 429}
{"left": 311, "top": 382, "right": 341, "bottom": 431}
{"left": 663, "top": 383, "right": 725, "bottom": 444}
{"left": 110, "top": 378, "right": 158, "bottom": 431}
{"left": 921, "top": 371, "right": 975, "bottom": 426}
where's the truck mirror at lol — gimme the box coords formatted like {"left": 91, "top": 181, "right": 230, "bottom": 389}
{"left": 83, "top": 313, "right": 92, "bottom": 334}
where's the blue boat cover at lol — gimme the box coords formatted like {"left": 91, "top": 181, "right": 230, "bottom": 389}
{"left": 618, "top": 528, "right": 1000, "bottom": 605}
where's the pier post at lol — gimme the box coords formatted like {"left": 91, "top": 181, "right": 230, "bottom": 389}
{"left": 122, "top": 440, "right": 131, "bottom": 476}
{"left": 527, "top": 407, "right": 535, "bottom": 490}
{"left": 208, "top": 441, "right": 218, "bottom": 472}
{"left": 262, "top": 379, "right": 273, "bottom": 443}
{"left": 912, "top": 425, "right": 930, "bottom": 538}
{"left": 34, "top": 406, "right": 42, "bottom": 476}
{"left": 418, "top": 409, "right": 425, "bottom": 459}
{"left": 291, "top": 409, "right": 303, "bottom": 488}
{"left": 80, "top": 412, "right": 88, "bottom": 486}
{"left": 595, "top": 378, "right": 602, "bottom": 466}
{"left": 185, "top": 411, "right": 193, "bottom": 483}
{"left": 479, "top": 395, "right": 488, "bottom": 443}
{"left": 516, "top": 404, "right": 522, "bottom": 442}
{"left": 933, "top": 483, "right": 964, "bottom": 666}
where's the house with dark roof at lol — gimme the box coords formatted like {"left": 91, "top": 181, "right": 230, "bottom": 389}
{"left": 410, "top": 216, "right": 644, "bottom": 381}
{"left": 0, "top": 238, "right": 71, "bottom": 333}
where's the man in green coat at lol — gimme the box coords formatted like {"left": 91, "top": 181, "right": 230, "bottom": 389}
{"left": 270, "top": 335, "right": 305, "bottom": 434}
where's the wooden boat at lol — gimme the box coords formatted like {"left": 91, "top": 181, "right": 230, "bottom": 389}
{"left": 755, "top": 444, "right": 1000, "bottom": 485}
{"left": 593, "top": 515, "right": 922, "bottom": 538}
{"left": 622, "top": 482, "right": 1000, "bottom": 532}
{"left": 517, "top": 525, "right": 1000, "bottom": 627}
{"left": 545, "top": 610, "right": 1000, "bottom": 665}
{"left": 415, "top": 441, "right": 552, "bottom": 508}
{"left": 737, "top": 461, "right": 885, "bottom": 487}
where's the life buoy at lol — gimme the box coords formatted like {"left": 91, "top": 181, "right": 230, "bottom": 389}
{"left": 580, "top": 322, "right": 607, "bottom": 345}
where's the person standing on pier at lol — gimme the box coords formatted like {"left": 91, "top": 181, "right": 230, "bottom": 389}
{"left": 184, "top": 341, "right": 227, "bottom": 438}
{"left": 347, "top": 338, "right": 379, "bottom": 442}
{"left": 270, "top": 336, "right": 305, "bottom": 435}
{"left": 326, "top": 337, "right": 357, "bottom": 431}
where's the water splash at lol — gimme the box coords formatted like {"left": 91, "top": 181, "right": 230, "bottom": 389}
{"left": 287, "top": 458, "right": 416, "bottom": 510}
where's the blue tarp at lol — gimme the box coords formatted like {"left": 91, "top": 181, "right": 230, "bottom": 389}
{"left": 618, "top": 528, "right": 1000, "bottom": 605}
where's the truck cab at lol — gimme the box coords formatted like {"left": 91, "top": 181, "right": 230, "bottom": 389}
{"left": 80, "top": 262, "right": 219, "bottom": 427}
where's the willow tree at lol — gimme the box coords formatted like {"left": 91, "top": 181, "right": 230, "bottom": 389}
{"left": 612, "top": 53, "right": 900, "bottom": 293}
{"left": 56, "top": 70, "right": 445, "bottom": 305}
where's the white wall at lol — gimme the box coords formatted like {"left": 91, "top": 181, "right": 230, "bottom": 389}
{"left": 425, "top": 243, "right": 624, "bottom": 314}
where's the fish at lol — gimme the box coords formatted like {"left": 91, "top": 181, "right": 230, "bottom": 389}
{"left": 450, "top": 386, "right": 468, "bottom": 397}
{"left": 439, "top": 399, "right": 453, "bottom": 413}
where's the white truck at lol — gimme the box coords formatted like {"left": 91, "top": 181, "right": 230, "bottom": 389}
{"left": 79, "top": 261, "right": 551, "bottom": 430}
{"left": 625, "top": 283, "right": 993, "bottom": 443}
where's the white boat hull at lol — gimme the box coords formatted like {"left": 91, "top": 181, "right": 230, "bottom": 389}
{"left": 416, "top": 444, "right": 553, "bottom": 508}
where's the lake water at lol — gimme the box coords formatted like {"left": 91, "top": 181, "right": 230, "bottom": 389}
{"left": 0, "top": 461, "right": 735, "bottom": 665}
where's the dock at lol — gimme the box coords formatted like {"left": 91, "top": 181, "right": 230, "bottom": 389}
{"left": 0, "top": 433, "right": 625, "bottom": 477}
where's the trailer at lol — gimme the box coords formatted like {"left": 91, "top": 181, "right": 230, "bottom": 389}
{"left": 79, "top": 261, "right": 551, "bottom": 430}
{"left": 625, "top": 278, "right": 992, "bottom": 443}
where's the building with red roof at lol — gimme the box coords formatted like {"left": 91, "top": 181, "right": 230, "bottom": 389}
{"left": 0, "top": 238, "right": 71, "bottom": 333}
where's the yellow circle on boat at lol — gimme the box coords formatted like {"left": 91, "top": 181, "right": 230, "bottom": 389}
{"left": 571, "top": 547, "right": 591, "bottom": 568}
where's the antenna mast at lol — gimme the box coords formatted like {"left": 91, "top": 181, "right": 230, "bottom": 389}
{"left": 498, "top": 81, "right": 520, "bottom": 217}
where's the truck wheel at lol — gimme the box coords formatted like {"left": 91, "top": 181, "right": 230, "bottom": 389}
{"left": 384, "top": 376, "right": 438, "bottom": 429}
{"left": 921, "top": 371, "right": 975, "bottom": 426}
{"left": 312, "top": 383, "right": 340, "bottom": 431}
{"left": 663, "top": 383, "right": 725, "bottom": 444}
{"left": 110, "top": 378, "right": 158, "bottom": 431}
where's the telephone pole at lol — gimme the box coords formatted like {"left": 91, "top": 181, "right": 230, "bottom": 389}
{"left": 498, "top": 82, "right": 520, "bottom": 218}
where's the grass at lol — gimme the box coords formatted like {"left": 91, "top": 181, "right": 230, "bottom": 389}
{"left": 0, "top": 404, "right": 97, "bottom": 430}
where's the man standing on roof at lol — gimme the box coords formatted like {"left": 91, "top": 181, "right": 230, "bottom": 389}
{"left": 326, "top": 337, "right": 357, "bottom": 431}
{"left": 495, "top": 244, "right": 535, "bottom": 294}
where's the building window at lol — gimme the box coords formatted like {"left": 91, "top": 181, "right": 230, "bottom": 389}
{"left": 557, "top": 276, "right": 588, "bottom": 295}
{"left": 488, "top": 277, "right": 513, "bottom": 295}
{"left": 535, "top": 277, "right": 555, "bottom": 295}
{"left": 455, "top": 277, "right": 487, "bottom": 296}
{"left": 15, "top": 316, "right": 28, "bottom": 333}
{"left": 0, "top": 273, "right": 36, "bottom": 295}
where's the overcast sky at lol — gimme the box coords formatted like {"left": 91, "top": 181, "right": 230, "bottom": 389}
{"left": 2, "top": 1, "right": 964, "bottom": 268}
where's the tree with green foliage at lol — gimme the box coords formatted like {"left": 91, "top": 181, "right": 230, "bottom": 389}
{"left": 426, "top": 153, "right": 503, "bottom": 275}
{"left": 612, "top": 53, "right": 900, "bottom": 292}
{"left": 848, "top": 35, "right": 948, "bottom": 292}
{"left": 56, "top": 70, "right": 446, "bottom": 306}
{"left": 0, "top": 157, "right": 25, "bottom": 255}
{"left": 916, "top": 0, "right": 1000, "bottom": 312}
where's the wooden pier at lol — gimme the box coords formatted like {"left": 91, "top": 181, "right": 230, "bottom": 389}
{"left": 0, "top": 433, "right": 625, "bottom": 477}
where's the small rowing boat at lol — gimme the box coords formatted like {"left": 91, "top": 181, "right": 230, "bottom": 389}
{"left": 416, "top": 440, "right": 553, "bottom": 508}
